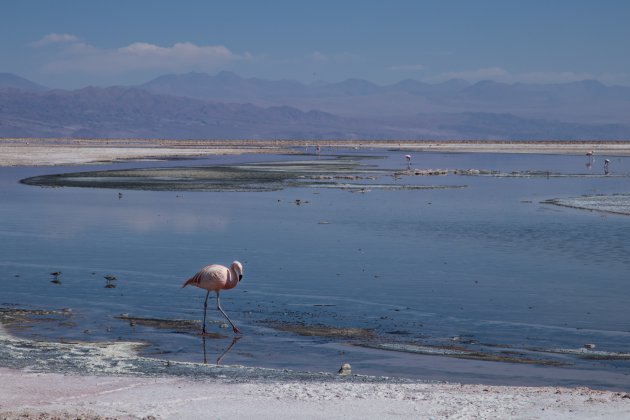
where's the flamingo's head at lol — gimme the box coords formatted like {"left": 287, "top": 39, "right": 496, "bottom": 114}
{"left": 232, "top": 261, "right": 244, "bottom": 281}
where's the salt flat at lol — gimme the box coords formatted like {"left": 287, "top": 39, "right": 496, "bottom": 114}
{"left": 1, "top": 367, "right": 629, "bottom": 419}
{"left": 3, "top": 138, "right": 630, "bottom": 167}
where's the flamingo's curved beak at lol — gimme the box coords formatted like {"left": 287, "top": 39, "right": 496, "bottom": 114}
{"left": 239, "top": 274, "right": 243, "bottom": 281}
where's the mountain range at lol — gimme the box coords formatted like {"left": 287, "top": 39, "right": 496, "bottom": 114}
{"left": 1, "top": 71, "right": 630, "bottom": 140}
{"left": 141, "top": 72, "right": 630, "bottom": 124}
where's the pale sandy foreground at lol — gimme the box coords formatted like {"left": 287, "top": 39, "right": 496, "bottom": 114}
{"left": 1, "top": 368, "right": 629, "bottom": 419}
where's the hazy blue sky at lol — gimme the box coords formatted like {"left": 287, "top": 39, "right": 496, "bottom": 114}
{"left": 2, "top": 0, "right": 629, "bottom": 88}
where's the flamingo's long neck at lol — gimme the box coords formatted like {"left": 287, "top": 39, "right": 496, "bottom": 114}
{"left": 224, "top": 267, "right": 239, "bottom": 290}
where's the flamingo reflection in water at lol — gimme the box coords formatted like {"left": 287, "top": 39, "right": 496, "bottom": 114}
{"left": 202, "top": 336, "right": 242, "bottom": 364}
{"left": 586, "top": 150, "right": 594, "bottom": 169}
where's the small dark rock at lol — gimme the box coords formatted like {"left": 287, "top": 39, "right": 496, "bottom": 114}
{"left": 387, "top": 330, "right": 411, "bottom": 335}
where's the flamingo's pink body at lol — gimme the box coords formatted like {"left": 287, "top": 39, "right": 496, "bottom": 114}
{"left": 182, "top": 261, "right": 244, "bottom": 334}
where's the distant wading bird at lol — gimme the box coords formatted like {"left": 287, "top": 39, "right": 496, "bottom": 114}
{"left": 182, "top": 261, "right": 244, "bottom": 334}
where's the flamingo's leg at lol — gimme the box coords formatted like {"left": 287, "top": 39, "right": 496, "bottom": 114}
{"left": 202, "top": 290, "right": 210, "bottom": 334}
{"left": 216, "top": 292, "right": 241, "bottom": 334}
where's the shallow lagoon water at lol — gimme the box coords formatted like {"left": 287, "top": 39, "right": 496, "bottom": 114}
{"left": 2, "top": 149, "right": 630, "bottom": 388}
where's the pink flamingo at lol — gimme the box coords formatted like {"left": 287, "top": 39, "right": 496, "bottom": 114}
{"left": 586, "top": 150, "right": 594, "bottom": 162}
{"left": 585, "top": 151, "right": 595, "bottom": 169}
{"left": 182, "top": 261, "right": 244, "bottom": 334}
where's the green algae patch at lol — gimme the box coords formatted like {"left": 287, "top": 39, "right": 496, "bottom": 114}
{"left": 357, "top": 342, "right": 566, "bottom": 366}
{"left": 534, "top": 347, "right": 630, "bottom": 361}
{"left": 0, "top": 308, "right": 73, "bottom": 329}
{"left": 115, "top": 315, "right": 202, "bottom": 331}
{"left": 21, "top": 165, "right": 299, "bottom": 192}
{"left": 263, "top": 321, "right": 376, "bottom": 339}
{"left": 20, "top": 159, "right": 374, "bottom": 192}
{"left": 20, "top": 157, "right": 465, "bottom": 192}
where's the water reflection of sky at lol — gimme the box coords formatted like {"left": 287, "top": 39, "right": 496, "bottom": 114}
{"left": 1, "top": 149, "right": 630, "bottom": 388}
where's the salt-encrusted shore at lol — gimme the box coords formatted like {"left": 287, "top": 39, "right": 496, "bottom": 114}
{"left": 0, "top": 138, "right": 287, "bottom": 167}
{"left": 3, "top": 138, "right": 630, "bottom": 167}
{"left": 1, "top": 367, "right": 629, "bottom": 419}
{"left": 1, "top": 316, "right": 629, "bottom": 419}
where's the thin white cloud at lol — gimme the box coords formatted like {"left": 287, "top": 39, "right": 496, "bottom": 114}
{"left": 311, "top": 51, "right": 328, "bottom": 62}
{"left": 598, "top": 72, "right": 630, "bottom": 86}
{"left": 32, "top": 35, "right": 250, "bottom": 75}
{"left": 30, "top": 33, "right": 80, "bottom": 47}
{"left": 510, "top": 71, "right": 595, "bottom": 84}
{"left": 427, "top": 67, "right": 616, "bottom": 85}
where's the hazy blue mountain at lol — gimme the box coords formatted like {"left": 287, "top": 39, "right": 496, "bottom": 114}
{"left": 1, "top": 85, "right": 628, "bottom": 140}
{"left": 0, "top": 86, "right": 374, "bottom": 139}
{"left": 434, "top": 78, "right": 471, "bottom": 91}
{"left": 0, "top": 73, "right": 48, "bottom": 91}
{"left": 318, "top": 78, "right": 382, "bottom": 96}
{"left": 141, "top": 71, "right": 310, "bottom": 105}
{"left": 138, "top": 72, "right": 630, "bottom": 123}
{"left": 2, "top": 72, "right": 630, "bottom": 139}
